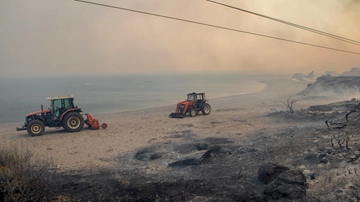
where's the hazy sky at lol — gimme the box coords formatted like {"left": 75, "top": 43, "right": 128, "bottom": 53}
{"left": 0, "top": 0, "right": 359, "bottom": 78}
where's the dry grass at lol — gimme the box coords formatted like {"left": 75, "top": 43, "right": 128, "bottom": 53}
{"left": 0, "top": 147, "right": 59, "bottom": 202}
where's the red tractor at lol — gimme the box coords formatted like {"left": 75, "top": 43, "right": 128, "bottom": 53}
{"left": 169, "top": 92, "right": 211, "bottom": 118}
{"left": 16, "top": 95, "right": 85, "bottom": 136}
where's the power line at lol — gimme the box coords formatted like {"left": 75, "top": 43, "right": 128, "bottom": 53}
{"left": 74, "top": 0, "right": 360, "bottom": 55}
{"left": 207, "top": 0, "right": 360, "bottom": 46}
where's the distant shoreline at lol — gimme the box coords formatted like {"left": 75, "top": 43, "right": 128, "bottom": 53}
{"left": 78, "top": 80, "right": 271, "bottom": 118}
{"left": 82, "top": 78, "right": 303, "bottom": 121}
{"left": 0, "top": 78, "right": 272, "bottom": 125}
{"left": 1, "top": 78, "right": 302, "bottom": 126}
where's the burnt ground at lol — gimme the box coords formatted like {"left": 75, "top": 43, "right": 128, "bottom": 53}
{"left": 52, "top": 100, "right": 360, "bottom": 202}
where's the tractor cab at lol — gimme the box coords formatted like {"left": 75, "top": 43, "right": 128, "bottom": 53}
{"left": 187, "top": 92, "right": 207, "bottom": 109}
{"left": 187, "top": 93, "right": 206, "bottom": 101}
{"left": 47, "top": 95, "right": 76, "bottom": 120}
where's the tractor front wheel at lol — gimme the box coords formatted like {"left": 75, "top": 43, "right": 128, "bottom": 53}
{"left": 189, "top": 109, "right": 197, "bottom": 117}
{"left": 202, "top": 103, "right": 211, "bottom": 115}
{"left": 62, "top": 112, "right": 84, "bottom": 132}
{"left": 27, "top": 120, "right": 45, "bottom": 137}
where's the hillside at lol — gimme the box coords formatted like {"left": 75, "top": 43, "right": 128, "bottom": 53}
{"left": 298, "top": 75, "right": 360, "bottom": 97}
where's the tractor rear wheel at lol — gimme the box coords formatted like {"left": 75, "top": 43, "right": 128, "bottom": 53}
{"left": 62, "top": 112, "right": 84, "bottom": 132}
{"left": 189, "top": 109, "right": 197, "bottom": 117}
{"left": 202, "top": 103, "right": 211, "bottom": 115}
{"left": 27, "top": 120, "right": 45, "bottom": 137}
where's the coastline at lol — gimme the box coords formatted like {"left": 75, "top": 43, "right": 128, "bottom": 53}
{"left": 0, "top": 78, "right": 308, "bottom": 170}
{"left": 0, "top": 78, "right": 270, "bottom": 125}
{"left": 0, "top": 79, "right": 271, "bottom": 126}
{"left": 2, "top": 77, "right": 359, "bottom": 200}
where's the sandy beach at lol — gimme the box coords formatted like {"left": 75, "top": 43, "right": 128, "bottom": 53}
{"left": 0, "top": 79, "right": 306, "bottom": 170}
{"left": 1, "top": 78, "right": 359, "bottom": 201}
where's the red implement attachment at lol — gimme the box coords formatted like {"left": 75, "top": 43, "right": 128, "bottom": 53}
{"left": 85, "top": 113, "right": 107, "bottom": 130}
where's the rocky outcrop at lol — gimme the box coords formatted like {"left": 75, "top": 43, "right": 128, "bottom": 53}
{"left": 258, "top": 163, "right": 290, "bottom": 184}
{"left": 257, "top": 163, "right": 307, "bottom": 201}
{"left": 264, "top": 170, "right": 307, "bottom": 201}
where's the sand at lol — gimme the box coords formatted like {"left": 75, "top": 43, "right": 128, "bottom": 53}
{"left": 0, "top": 78, "right": 307, "bottom": 171}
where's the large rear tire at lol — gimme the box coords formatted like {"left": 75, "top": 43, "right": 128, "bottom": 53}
{"left": 27, "top": 120, "right": 45, "bottom": 137}
{"left": 62, "top": 112, "right": 84, "bottom": 132}
{"left": 201, "top": 103, "right": 211, "bottom": 115}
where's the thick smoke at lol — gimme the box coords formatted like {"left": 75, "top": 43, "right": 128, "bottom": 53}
{"left": 0, "top": 0, "right": 359, "bottom": 77}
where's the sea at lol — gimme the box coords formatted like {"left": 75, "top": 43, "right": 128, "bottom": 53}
{"left": 0, "top": 73, "right": 282, "bottom": 124}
